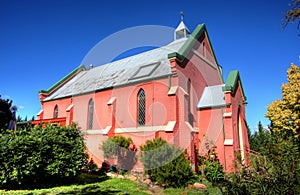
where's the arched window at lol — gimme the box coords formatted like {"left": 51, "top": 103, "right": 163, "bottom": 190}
{"left": 87, "top": 98, "right": 94, "bottom": 129}
{"left": 187, "top": 79, "right": 193, "bottom": 126}
{"left": 187, "top": 79, "right": 191, "bottom": 114}
{"left": 53, "top": 105, "right": 58, "bottom": 118}
{"left": 137, "top": 89, "right": 146, "bottom": 126}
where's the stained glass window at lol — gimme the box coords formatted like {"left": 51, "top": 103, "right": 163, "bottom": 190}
{"left": 137, "top": 89, "right": 146, "bottom": 126}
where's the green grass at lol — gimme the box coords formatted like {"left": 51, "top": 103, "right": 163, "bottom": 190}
{"left": 0, "top": 174, "right": 222, "bottom": 195}
{"left": 163, "top": 180, "right": 222, "bottom": 195}
{"left": 164, "top": 186, "right": 222, "bottom": 195}
{"left": 0, "top": 178, "right": 150, "bottom": 195}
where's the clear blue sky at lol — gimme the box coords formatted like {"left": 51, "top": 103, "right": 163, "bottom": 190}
{"left": 0, "top": 0, "right": 299, "bottom": 131}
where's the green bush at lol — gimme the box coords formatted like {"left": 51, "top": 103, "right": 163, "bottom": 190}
{"left": 140, "top": 138, "right": 194, "bottom": 188}
{"left": 223, "top": 133, "right": 300, "bottom": 194}
{"left": 0, "top": 124, "right": 88, "bottom": 189}
{"left": 198, "top": 146, "right": 224, "bottom": 185}
{"left": 102, "top": 135, "right": 132, "bottom": 158}
{"left": 101, "top": 135, "right": 137, "bottom": 171}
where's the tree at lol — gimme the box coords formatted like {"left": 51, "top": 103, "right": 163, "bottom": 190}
{"left": 0, "top": 95, "right": 12, "bottom": 131}
{"left": 283, "top": 0, "right": 300, "bottom": 34}
{"left": 249, "top": 121, "right": 271, "bottom": 152}
{"left": 265, "top": 63, "right": 300, "bottom": 139}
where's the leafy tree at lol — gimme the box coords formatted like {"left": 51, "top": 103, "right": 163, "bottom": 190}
{"left": 140, "top": 138, "right": 194, "bottom": 188}
{"left": 265, "top": 63, "right": 300, "bottom": 139}
{"left": 0, "top": 95, "right": 12, "bottom": 131}
{"left": 283, "top": 0, "right": 300, "bottom": 34}
{"left": 0, "top": 124, "right": 88, "bottom": 189}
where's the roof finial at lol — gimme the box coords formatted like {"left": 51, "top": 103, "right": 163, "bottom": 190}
{"left": 180, "top": 11, "right": 184, "bottom": 22}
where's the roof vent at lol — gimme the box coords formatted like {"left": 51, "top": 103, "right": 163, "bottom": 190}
{"left": 174, "top": 12, "right": 191, "bottom": 40}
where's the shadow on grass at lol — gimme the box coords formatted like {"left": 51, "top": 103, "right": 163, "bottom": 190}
{"left": 57, "top": 183, "right": 124, "bottom": 195}
{"left": 2, "top": 172, "right": 109, "bottom": 191}
{"left": 75, "top": 172, "right": 109, "bottom": 185}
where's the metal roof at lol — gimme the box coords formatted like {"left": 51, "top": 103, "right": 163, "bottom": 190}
{"left": 44, "top": 38, "right": 187, "bottom": 101}
{"left": 197, "top": 84, "right": 226, "bottom": 109}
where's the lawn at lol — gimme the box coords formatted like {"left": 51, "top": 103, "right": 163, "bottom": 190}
{"left": 0, "top": 177, "right": 150, "bottom": 195}
{"left": 0, "top": 175, "right": 222, "bottom": 195}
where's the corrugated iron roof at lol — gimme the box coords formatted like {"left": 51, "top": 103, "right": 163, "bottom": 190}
{"left": 197, "top": 84, "right": 226, "bottom": 109}
{"left": 44, "top": 38, "right": 187, "bottom": 101}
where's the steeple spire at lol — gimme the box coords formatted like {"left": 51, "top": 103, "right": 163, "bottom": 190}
{"left": 174, "top": 11, "right": 190, "bottom": 40}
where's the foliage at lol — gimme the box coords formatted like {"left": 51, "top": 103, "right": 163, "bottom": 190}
{"left": 283, "top": 0, "right": 300, "bottom": 33}
{"left": 102, "top": 135, "right": 132, "bottom": 158}
{"left": 248, "top": 121, "right": 271, "bottom": 152}
{"left": 101, "top": 135, "right": 137, "bottom": 171}
{"left": 0, "top": 124, "right": 88, "bottom": 189}
{"left": 197, "top": 143, "right": 224, "bottom": 185}
{"left": 0, "top": 95, "right": 12, "bottom": 131}
{"left": 223, "top": 133, "right": 300, "bottom": 194}
{"left": 223, "top": 64, "right": 300, "bottom": 193}
{"left": 265, "top": 64, "right": 300, "bottom": 139}
{"left": 140, "top": 138, "right": 194, "bottom": 188}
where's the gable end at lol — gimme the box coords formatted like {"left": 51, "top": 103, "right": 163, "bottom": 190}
{"left": 168, "top": 24, "right": 219, "bottom": 66}
{"left": 223, "top": 70, "right": 247, "bottom": 102}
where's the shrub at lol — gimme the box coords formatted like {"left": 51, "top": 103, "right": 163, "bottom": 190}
{"left": 197, "top": 141, "right": 224, "bottom": 185}
{"left": 223, "top": 133, "right": 300, "bottom": 194}
{"left": 0, "top": 124, "right": 88, "bottom": 189}
{"left": 140, "top": 138, "right": 194, "bottom": 188}
{"left": 101, "top": 135, "right": 137, "bottom": 171}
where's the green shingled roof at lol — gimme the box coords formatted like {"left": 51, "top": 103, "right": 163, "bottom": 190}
{"left": 223, "top": 70, "right": 247, "bottom": 102}
{"left": 168, "top": 24, "right": 219, "bottom": 66}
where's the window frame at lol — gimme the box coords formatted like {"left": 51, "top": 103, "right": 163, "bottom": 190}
{"left": 87, "top": 98, "right": 94, "bottom": 129}
{"left": 137, "top": 89, "right": 146, "bottom": 126}
{"left": 53, "top": 105, "right": 58, "bottom": 118}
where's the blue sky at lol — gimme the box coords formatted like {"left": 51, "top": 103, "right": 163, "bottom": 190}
{"left": 0, "top": 0, "right": 299, "bottom": 131}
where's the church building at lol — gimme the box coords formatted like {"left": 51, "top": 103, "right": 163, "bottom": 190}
{"left": 32, "top": 18, "right": 250, "bottom": 172}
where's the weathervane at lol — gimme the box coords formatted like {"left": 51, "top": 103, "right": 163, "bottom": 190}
{"left": 180, "top": 11, "right": 184, "bottom": 22}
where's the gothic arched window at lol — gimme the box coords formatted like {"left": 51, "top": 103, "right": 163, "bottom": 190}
{"left": 53, "top": 105, "right": 58, "bottom": 118}
{"left": 137, "top": 89, "right": 146, "bottom": 126}
{"left": 87, "top": 98, "right": 94, "bottom": 129}
{"left": 187, "top": 79, "right": 193, "bottom": 126}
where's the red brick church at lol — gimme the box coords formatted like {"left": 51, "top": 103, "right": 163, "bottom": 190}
{"left": 32, "top": 18, "right": 249, "bottom": 172}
